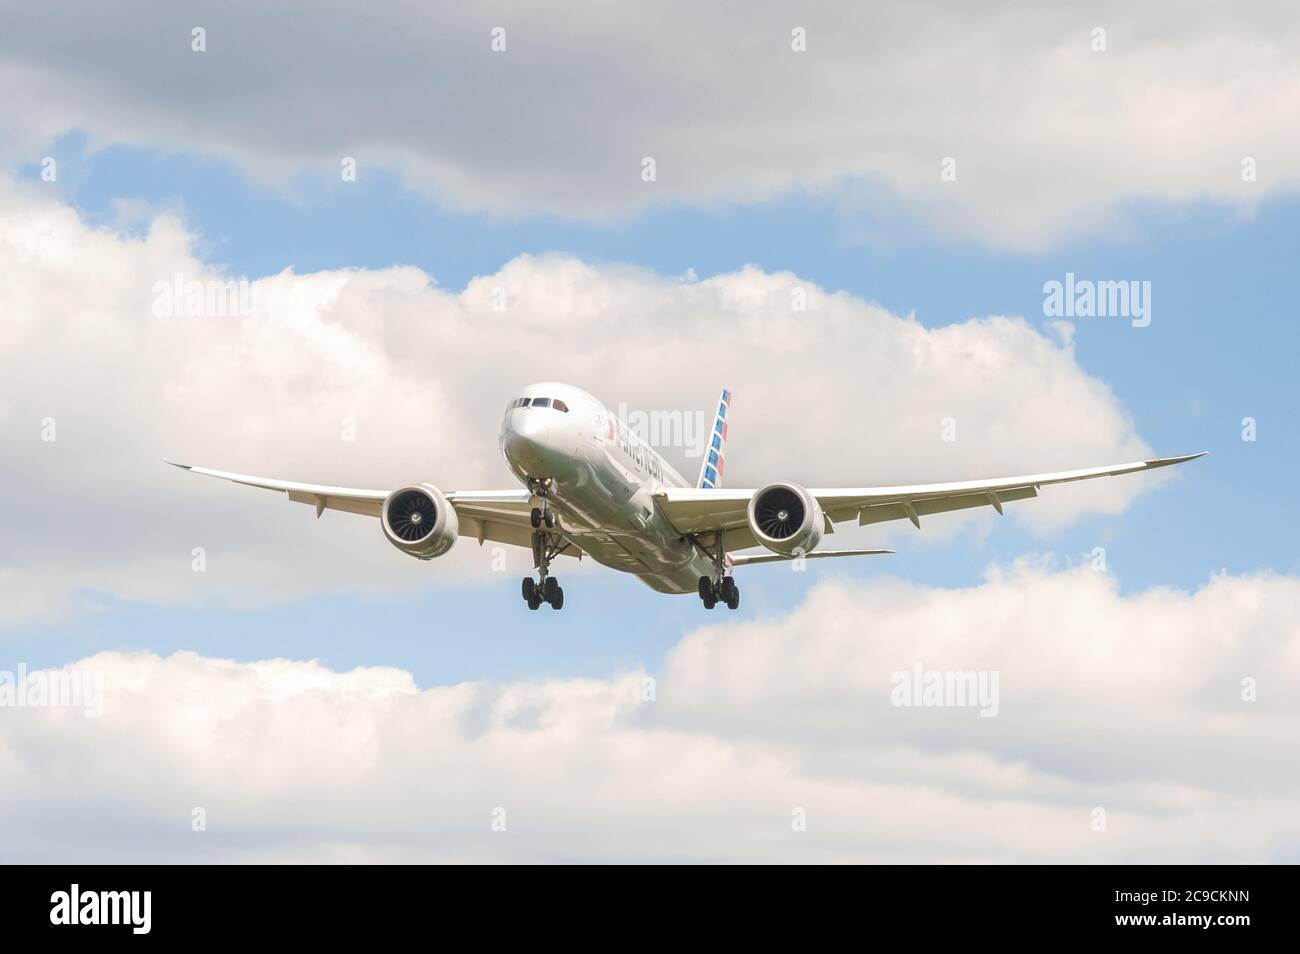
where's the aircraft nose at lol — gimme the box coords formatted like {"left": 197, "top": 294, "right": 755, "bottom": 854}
{"left": 512, "top": 409, "right": 549, "bottom": 442}
{"left": 503, "top": 409, "right": 551, "bottom": 473}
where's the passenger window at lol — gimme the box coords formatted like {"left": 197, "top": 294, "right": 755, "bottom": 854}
{"left": 533, "top": 398, "right": 551, "bottom": 408}
{"left": 553, "top": 399, "right": 569, "bottom": 412}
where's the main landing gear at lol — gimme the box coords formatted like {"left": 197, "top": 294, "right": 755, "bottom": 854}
{"left": 523, "top": 479, "right": 564, "bottom": 611}
{"left": 695, "top": 530, "right": 740, "bottom": 610}
{"left": 522, "top": 573, "right": 563, "bottom": 611}
{"left": 698, "top": 575, "right": 739, "bottom": 610}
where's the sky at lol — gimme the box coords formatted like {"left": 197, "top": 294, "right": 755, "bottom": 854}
{"left": 1, "top": 1, "right": 1297, "bottom": 862}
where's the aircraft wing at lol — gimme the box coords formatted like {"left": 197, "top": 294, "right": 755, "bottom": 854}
{"left": 655, "top": 452, "right": 1206, "bottom": 550}
{"left": 163, "top": 460, "right": 577, "bottom": 558}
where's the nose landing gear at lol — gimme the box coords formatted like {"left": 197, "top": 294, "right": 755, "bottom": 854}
{"left": 528, "top": 478, "right": 558, "bottom": 529}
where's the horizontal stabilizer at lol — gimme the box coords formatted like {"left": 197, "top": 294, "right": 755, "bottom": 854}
{"left": 730, "top": 548, "right": 893, "bottom": 567}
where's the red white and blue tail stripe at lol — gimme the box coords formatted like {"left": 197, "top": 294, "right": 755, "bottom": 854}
{"left": 696, "top": 388, "right": 731, "bottom": 489}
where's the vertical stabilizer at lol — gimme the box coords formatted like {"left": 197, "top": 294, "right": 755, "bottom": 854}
{"left": 696, "top": 388, "right": 731, "bottom": 489}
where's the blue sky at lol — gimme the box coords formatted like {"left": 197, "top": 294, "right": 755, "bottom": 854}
{"left": 8, "top": 134, "right": 1293, "bottom": 689}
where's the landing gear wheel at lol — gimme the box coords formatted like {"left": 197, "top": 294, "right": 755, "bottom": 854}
{"left": 543, "top": 577, "right": 559, "bottom": 602}
{"left": 527, "top": 595, "right": 542, "bottom": 610}
{"left": 549, "top": 586, "right": 564, "bottom": 610}
{"left": 696, "top": 530, "right": 733, "bottom": 611}
{"left": 522, "top": 577, "right": 537, "bottom": 601}
{"left": 530, "top": 507, "right": 543, "bottom": 529}
{"left": 544, "top": 510, "right": 557, "bottom": 529}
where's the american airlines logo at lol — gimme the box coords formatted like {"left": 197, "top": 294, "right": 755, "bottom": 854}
{"left": 49, "top": 884, "right": 151, "bottom": 935}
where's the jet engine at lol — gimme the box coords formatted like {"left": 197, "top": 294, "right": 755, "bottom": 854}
{"left": 746, "top": 482, "right": 824, "bottom": 557}
{"left": 381, "top": 484, "right": 459, "bottom": 559}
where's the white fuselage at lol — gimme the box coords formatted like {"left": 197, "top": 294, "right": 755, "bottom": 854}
{"left": 499, "top": 382, "right": 715, "bottom": 593}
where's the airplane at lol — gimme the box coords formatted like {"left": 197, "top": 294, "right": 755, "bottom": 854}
{"left": 166, "top": 383, "right": 1205, "bottom": 612}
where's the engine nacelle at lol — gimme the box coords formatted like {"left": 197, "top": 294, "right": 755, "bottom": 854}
{"left": 381, "top": 483, "right": 459, "bottom": 560}
{"left": 746, "top": 482, "right": 823, "bottom": 557}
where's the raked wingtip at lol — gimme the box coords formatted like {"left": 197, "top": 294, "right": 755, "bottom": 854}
{"left": 1148, "top": 451, "right": 1208, "bottom": 468}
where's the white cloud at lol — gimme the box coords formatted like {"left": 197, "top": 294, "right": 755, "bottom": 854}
{"left": 2, "top": 565, "right": 1295, "bottom": 862}
{"left": 2, "top": 2, "right": 1297, "bottom": 246}
{"left": 0, "top": 180, "right": 1178, "bottom": 624}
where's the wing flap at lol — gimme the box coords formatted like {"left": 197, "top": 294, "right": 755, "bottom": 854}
{"left": 856, "top": 485, "right": 1038, "bottom": 526}
{"left": 285, "top": 489, "right": 383, "bottom": 518}
{"left": 653, "top": 493, "right": 749, "bottom": 534}
{"left": 457, "top": 515, "right": 582, "bottom": 561}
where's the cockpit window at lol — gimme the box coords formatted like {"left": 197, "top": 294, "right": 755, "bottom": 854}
{"left": 513, "top": 395, "right": 568, "bottom": 410}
